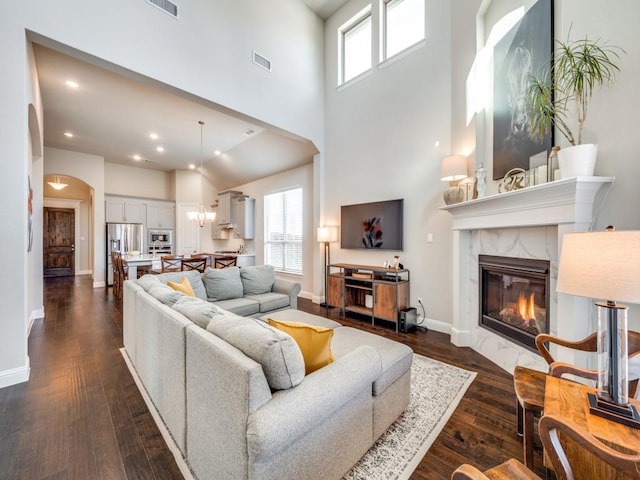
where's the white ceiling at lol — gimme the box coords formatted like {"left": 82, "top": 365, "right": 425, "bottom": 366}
{"left": 33, "top": 1, "right": 348, "bottom": 191}
{"left": 33, "top": 44, "right": 317, "bottom": 191}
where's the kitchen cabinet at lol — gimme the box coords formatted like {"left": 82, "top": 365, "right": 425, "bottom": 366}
{"left": 146, "top": 202, "right": 175, "bottom": 229}
{"left": 211, "top": 206, "right": 229, "bottom": 240}
{"left": 217, "top": 192, "right": 233, "bottom": 226}
{"left": 231, "top": 197, "right": 255, "bottom": 239}
{"left": 105, "top": 196, "right": 145, "bottom": 223}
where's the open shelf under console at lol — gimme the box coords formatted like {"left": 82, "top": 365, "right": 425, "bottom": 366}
{"left": 327, "top": 263, "right": 410, "bottom": 331}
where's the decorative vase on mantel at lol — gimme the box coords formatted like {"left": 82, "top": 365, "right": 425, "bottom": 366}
{"left": 558, "top": 144, "right": 598, "bottom": 179}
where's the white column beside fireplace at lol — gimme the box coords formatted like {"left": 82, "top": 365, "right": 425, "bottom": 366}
{"left": 441, "top": 177, "right": 614, "bottom": 374}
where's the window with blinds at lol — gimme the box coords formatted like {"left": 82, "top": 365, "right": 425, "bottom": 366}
{"left": 264, "top": 188, "right": 303, "bottom": 274}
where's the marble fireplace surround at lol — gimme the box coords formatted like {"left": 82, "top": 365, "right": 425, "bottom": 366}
{"left": 442, "top": 177, "right": 614, "bottom": 374}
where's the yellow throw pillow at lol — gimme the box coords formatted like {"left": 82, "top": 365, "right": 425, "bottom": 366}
{"left": 167, "top": 276, "right": 195, "bottom": 297}
{"left": 268, "top": 318, "right": 334, "bottom": 374}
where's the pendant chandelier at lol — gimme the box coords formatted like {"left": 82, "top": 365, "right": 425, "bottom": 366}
{"left": 186, "top": 121, "right": 216, "bottom": 228}
{"left": 47, "top": 175, "right": 68, "bottom": 190}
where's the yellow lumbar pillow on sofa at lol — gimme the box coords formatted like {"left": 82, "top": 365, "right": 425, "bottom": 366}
{"left": 167, "top": 276, "right": 195, "bottom": 297}
{"left": 268, "top": 318, "right": 334, "bottom": 374}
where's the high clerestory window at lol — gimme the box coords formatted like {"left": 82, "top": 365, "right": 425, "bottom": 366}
{"left": 264, "top": 188, "right": 303, "bottom": 274}
{"left": 339, "top": 6, "right": 372, "bottom": 85}
{"left": 381, "top": 0, "right": 425, "bottom": 61}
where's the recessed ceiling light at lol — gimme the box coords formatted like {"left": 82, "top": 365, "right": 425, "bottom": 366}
{"left": 244, "top": 129, "right": 256, "bottom": 136}
{"left": 214, "top": 150, "right": 222, "bottom": 156}
{"left": 156, "top": 146, "right": 164, "bottom": 153}
{"left": 65, "top": 80, "right": 79, "bottom": 89}
{"left": 188, "top": 164, "right": 196, "bottom": 169}
{"left": 150, "top": 133, "right": 159, "bottom": 140}
{"left": 133, "top": 155, "right": 142, "bottom": 161}
{"left": 64, "top": 131, "right": 73, "bottom": 138}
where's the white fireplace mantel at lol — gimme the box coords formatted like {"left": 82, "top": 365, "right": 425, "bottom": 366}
{"left": 441, "top": 176, "right": 614, "bottom": 231}
{"left": 442, "top": 176, "right": 614, "bottom": 374}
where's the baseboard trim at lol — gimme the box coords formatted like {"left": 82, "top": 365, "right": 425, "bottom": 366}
{"left": 28, "top": 308, "right": 45, "bottom": 336}
{"left": 450, "top": 327, "right": 473, "bottom": 347}
{"left": 0, "top": 361, "right": 30, "bottom": 389}
{"left": 76, "top": 269, "right": 92, "bottom": 275}
{"left": 93, "top": 281, "right": 106, "bottom": 288}
{"left": 120, "top": 348, "right": 194, "bottom": 480}
{"left": 421, "top": 317, "right": 452, "bottom": 334}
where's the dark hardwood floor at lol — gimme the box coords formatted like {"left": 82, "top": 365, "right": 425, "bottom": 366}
{"left": 0, "top": 275, "right": 545, "bottom": 479}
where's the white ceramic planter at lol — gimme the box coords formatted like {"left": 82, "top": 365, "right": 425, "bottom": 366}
{"left": 558, "top": 144, "right": 598, "bottom": 179}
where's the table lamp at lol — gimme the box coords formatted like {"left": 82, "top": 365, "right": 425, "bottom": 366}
{"left": 556, "top": 227, "right": 640, "bottom": 428}
{"left": 440, "top": 155, "right": 468, "bottom": 205}
{"left": 318, "top": 226, "right": 338, "bottom": 307}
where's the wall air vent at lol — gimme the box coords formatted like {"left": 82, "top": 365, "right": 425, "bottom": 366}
{"left": 147, "top": 0, "right": 179, "bottom": 19}
{"left": 144, "top": 158, "right": 160, "bottom": 165}
{"left": 252, "top": 51, "right": 272, "bottom": 72}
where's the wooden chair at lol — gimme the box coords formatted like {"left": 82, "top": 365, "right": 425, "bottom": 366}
{"left": 513, "top": 331, "right": 640, "bottom": 469}
{"left": 160, "top": 255, "right": 183, "bottom": 272}
{"left": 214, "top": 256, "right": 237, "bottom": 269}
{"left": 113, "top": 253, "right": 128, "bottom": 301}
{"left": 111, "top": 251, "right": 121, "bottom": 299}
{"left": 181, "top": 256, "right": 208, "bottom": 273}
{"left": 451, "top": 413, "right": 640, "bottom": 480}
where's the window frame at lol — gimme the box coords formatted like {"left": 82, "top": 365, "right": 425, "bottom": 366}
{"left": 380, "top": 0, "right": 426, "bottom": 63}
{"left": 263, "top": 187, "right": 303, "bottom": 275}
{"left": 338, "top": 5, "right": 373, "bottom": 86}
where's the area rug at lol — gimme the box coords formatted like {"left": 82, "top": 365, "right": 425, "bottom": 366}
{"left": 343, "top": 354, "right": 477, "bottom": 480}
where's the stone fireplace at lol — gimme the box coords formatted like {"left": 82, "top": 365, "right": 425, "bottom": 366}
{"left": 442, "top": 177, "right": 614, "bottom": 374}
{"left": 479, "top": 255, "right": 550, "bottom": 352}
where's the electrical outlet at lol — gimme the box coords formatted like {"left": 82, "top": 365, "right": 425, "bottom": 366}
{"left": 417, "top": 297, "right": 423, "bottom": 305}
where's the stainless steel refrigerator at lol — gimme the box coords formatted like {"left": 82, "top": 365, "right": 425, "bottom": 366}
{"left": 106, "top": 223, "right": 144, "bottom": 286}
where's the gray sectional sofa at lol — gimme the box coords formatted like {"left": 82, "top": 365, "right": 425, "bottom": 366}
{"left": 123, "top": 266, "right": 413, "bottom": 480}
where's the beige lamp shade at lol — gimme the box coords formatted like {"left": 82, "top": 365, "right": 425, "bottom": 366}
{"left": 317, "top": 226, "right": 338, "bottom": 243}
{"left": 440, "top": 155, "right": 468, "bottom": 182}
{"left": 557, "top": 230, "right": 640, "bottom": 304}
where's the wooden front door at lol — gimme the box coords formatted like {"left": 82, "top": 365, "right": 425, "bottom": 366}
{"left": 44, "top": 207, "right": 75, "bottom": 277}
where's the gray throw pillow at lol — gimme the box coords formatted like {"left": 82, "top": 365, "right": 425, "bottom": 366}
{"left": 137, "top": 274, "right": 161, "bottom": 292}
{"left": 240, "top": 265, "right": 275, "bottom": 295}
{"left": 148, "top": 284, "right": 183, "bottom": 306}
{"left": 206, "top": 314, "right": 305, "bottom": 390}
{"left": 172, "top": 296, "right": 227, "bottom": 329}
{"left": 203, "top": 267, "right": 244, "bottom": 301}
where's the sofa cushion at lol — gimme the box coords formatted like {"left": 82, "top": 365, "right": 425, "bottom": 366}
{"left": 331, "top": 326, "right": 413, "bottom": 396}
{"left": 157, "top": 270, "right": 207, "bottom": 301}
{"left": 172, "top": 296, "right": 227, "bottom": 329}
{"left": 204, "top": 267, "right": 244, "bottom": 301}
{"left": 206, "top": 315, "right": 305, "bottom": 390}
{"left": 260, "top": 309, "right": 343, "bottom": 329}
{"left": 268, "top": 319, "right": 334, "bottom": 374}
{"left": 213, "top": 297, "right": 260, "bottom": 316}
{"left": 240, "top": 265, "right": 275, "bottom": 295}
{"left": 245, "top": 292, "right": 290, "bottom": 313}
{"left": 148, "top": 284, "right": 183, "bottom": 306}
{"left": 137, "top": 274, "right": 162, "bottom": 292}
{"left": 167, "top": 276, "right": 195, "bottom": 297}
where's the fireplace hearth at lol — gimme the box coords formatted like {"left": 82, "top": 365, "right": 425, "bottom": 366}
{"left": 479, "top": 255, "right": 550, "bottom": 352}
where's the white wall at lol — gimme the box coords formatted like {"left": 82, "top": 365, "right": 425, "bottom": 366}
{"left": 324, "top": 0, "right": 479, "bottom": 327}
{"left": 104, "top": 162, "right": 173, "bottom": 200}
{"left": 234, "top": 164, "right": 315, "bottom": 298}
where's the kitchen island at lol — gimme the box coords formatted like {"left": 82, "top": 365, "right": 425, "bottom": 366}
{"left": 204, "top": 252, "right": 256, "bottom": 267}
{"left": 121, "top": 253, "right": 161, "bottom": 279}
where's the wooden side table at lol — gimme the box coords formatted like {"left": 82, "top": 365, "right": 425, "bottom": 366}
{"left": 513, "top": 366, "right": 546, "bottom": 469}
{"left": 544, "top": 375, "right": 640, "bottom": 478}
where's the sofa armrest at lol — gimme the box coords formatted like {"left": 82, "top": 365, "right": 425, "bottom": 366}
{"left": 272, "top": 278, "right": 301, "bottom": 309}
{"left": 246, "top": 345, "right": 381, "bottom": 460}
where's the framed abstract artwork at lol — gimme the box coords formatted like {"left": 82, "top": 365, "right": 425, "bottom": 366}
{"left": 492, "top": 0, "right": 553, "bottom": 180}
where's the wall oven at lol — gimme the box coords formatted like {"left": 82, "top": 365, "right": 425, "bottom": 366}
{"left": 148, "top": 229, "right": 173, "bottom": 255}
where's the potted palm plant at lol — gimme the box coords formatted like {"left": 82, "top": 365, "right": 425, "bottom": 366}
{"left": 526, "top": 36, "right": 624, "bottom": 178}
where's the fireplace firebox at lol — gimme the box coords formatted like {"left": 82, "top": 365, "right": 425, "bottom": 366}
{"left": 479, "top": 255, "right": 550, "bottom": 352}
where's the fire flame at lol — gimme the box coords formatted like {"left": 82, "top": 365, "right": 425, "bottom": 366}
{"left": 518, "top": 293, "right": 536, "bottom": 321}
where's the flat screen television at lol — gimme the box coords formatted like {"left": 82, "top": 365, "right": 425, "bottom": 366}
{"left": 340, "top": 199, "right": 403, "bottom": 251}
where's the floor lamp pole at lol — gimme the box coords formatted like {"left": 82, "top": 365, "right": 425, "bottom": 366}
{"left": 321, "top": 241, "right": 329, "bottom": 307}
